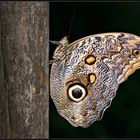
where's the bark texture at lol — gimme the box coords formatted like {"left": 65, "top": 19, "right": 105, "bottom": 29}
{"left": 0, "top": 2, "right": 49, "bottom": 138}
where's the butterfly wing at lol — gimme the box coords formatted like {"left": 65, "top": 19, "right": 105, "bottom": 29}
{"left": 50, "top": 32, "right": 140, "bottom": 128}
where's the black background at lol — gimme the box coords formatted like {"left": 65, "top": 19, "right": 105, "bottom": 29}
{"left": 49, "top": 2, "right": 140, "bottom": 138}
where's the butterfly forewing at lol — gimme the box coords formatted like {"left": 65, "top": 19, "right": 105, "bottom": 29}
{"left": 50, "top": 32, "right": 140, "bottom": 128}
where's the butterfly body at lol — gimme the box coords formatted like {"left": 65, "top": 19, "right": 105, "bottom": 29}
{"left": 50, "top": 32, "right": 140, "bottom": 128}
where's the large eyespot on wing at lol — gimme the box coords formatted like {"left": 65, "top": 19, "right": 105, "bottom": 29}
{"left": 67, "top": 84, "right": 87, "bottom": 102}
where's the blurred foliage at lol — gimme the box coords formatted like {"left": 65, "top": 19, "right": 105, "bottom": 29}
{"left": 49, "top": 2, "right": 140, "bottom": 138}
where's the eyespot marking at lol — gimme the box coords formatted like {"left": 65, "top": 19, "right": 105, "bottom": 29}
{"left": 85, "top": 55, "right": 96, "bottom": 65}
{"left": 133, "top": 49, "right": 140, "bottom": 56}
{"left": 67, "top": 84, "right": 87, "bottom": 102}
{"left": 88, "top": 73, "right": 96, "bottom": 84}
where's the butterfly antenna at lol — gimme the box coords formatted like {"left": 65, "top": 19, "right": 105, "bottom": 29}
{"left": 67, "top": 10, "right": 76, "bottom": 40}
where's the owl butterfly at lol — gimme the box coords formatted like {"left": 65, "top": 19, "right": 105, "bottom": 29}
{"left": 50, "top": 32, "right": 140, "bottom": 128}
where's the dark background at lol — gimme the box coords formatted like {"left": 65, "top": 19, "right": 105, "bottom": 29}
{"left": 49, "top": 2, "right": 140, "bottom": 138}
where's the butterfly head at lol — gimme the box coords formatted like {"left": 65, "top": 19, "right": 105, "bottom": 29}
{"left": 52, "top": 36, "right": 69, "bottom": 60}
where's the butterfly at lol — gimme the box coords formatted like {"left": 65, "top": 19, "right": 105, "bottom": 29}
{"left": 50, "top": 32, "right": 140, "bottom": 128}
